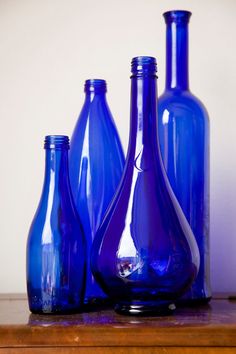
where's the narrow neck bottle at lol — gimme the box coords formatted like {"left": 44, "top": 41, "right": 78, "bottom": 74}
{"left": 128, "top": 56, "right": 160, "bottom": 161}
{"left": 43, "top": 135, "right": 70, "bottom": 196}
{"left": 164, "top": 10, "right": 191, "bottom": 91}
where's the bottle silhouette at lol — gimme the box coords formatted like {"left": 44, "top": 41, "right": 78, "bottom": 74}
{"left": 91, "top": 57, "right": 200, "bottom": 315}
{"left": 158, "top": 10, "right": 211, "bottom": 304}
{"left": 69, "top": 79, "right": 125, "bottom": 304}
{"left": 27, "top": 135, "right": 86, "bottom": 314}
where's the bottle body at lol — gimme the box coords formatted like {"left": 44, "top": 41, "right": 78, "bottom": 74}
{"left": 27, "top": 136, "right": 86, "bottom": 314}
{"left": 69, "top": 80, "right": 125, "bottom": 303}
{"left": 158, "top": 10, "right": 211, "bottom": 303}
{"left": 91, "top": 57, "right": 200, "bottom": 315}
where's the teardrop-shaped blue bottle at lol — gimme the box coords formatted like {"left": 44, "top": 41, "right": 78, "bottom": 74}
{"left": 91, "top": 57, "right": 200, "bottom": 315}
{"left": 158, "top": 10, "right": 211, "bottom": 304}
{"left": 69, "top": 80, "right": 125, "bottom": 304}
{"left": 26, "top": 135, "right": 86, "bottom": 314}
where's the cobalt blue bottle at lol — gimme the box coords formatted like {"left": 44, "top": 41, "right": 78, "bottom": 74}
{"left": 158, "top": 10, "right": 211, "bottom": 304}
{"left": 91, "top": 57, "right": 200, "bottom": 315}
{"left": 27, "top": 136, "right": 86, "bottom": 314}
{"left": 69, "top": 80, "right": 125, "bottom": 304}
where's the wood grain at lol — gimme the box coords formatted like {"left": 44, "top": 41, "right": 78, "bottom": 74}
{"left": 0, "top": 295, "right": 236, "bottom": 352}
{"left": 1, "top": 348, "right": 236, "bottom": 354}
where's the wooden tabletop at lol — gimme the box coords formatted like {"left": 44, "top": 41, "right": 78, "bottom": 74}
{"left": 1, "top": 294, "right": 236, "bottom": 353}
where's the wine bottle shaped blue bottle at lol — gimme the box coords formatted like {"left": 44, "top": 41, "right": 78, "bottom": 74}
{"left": 158, "top": 11, "right": 211, "bottom": 304}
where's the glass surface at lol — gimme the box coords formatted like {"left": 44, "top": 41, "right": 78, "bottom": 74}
{"left": 158, "top": 10, "right": 211, "bottom": 303}
{"left": 69, "top": 80, "right": 125, "bottom": 304}
{"left": 26, "top": 135, "right": 86, "bottom": 314}
{"left": 91, "top": 57, "right": 200, "bottom": 315}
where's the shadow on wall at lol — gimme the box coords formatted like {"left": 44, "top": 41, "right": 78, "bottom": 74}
{"left": 210, "top": 178, "right": 236, "bottom": 293}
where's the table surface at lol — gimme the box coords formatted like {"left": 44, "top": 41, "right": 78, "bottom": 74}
{"left": 1, "top": 294, "right": 236, "bottom": 351}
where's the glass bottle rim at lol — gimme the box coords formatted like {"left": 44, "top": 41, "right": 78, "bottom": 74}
{"left": 131, "top": 56, "right": 157, "bottom": 77}
{"left": 163, "top": 10, "right": 192, "bottom": 23}
{"left": 84, "top": 79, "right": 107, "bottom": 93}
{"left": 44, "top": 135, "right": 70, "bottom": 150}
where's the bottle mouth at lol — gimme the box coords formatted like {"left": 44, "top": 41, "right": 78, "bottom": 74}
{"left": 131, "top": 56, "right": 157, "bottom": 76}
{"left": 163, "top": 10, "right": 192, "bottom": 24}
{"left": 44, "top": 135, "right": 70, "bottom": 150}
{"left": 84, "top": 79, "right": 107, "bottom": 93}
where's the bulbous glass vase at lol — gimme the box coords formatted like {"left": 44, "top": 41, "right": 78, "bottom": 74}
{"left": 91, "top": 57, "right": 200, "bottom": 315}
{"left": 69, "top": 80, "right": 125, "bottom": 304}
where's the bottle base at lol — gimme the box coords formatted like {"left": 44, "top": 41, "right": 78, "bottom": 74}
{"left": 27, "top": 287, "right": 85, "bottom": 314}
{"left": 114, "top": 300, "right": 176, "bottom": 316}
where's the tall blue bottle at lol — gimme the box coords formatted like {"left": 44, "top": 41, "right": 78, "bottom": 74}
{"left": 91, "top": 57, "right": 200, "bottom": 315}
{"left": 69, "top": 79, "right": 125, "bottom": 304}
{"left": 158, "top": 10, "right": 211, "bottom": 303}
{"left": 27, "top": 136, "right": 86, "bottom": 314}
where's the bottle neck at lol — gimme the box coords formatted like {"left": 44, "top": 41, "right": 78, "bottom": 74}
{"left": 44, "top": 148, "right": 70, "bottom": 193}
{"left": 128, "top": 73, "right": 160, "bottom": 157}
{"left": 165, "top": 13, "right": 190, "bottom": 91}
{"left": 84, "top": 90, "right": 107, "bottom": 103}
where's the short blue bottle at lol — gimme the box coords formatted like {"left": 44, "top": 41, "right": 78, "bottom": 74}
{"left": 69, "top": 80, "right": 125, "bottom": 304}
{"left": 26, "top": 135, "right": 86, "bottom": 314}
{"left": 91, "top": 57, "right": 200, "bottom": 315}
{"left": 158, "top": 10, "right": 211, "bottom": 304}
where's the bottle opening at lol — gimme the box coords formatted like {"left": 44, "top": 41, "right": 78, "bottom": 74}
{"left": 84, "top": 79, "right": 107, "bottom": 93}
{"left": 44, "top": 135, "right": 70, "bottom": 150}
{"left": 163, "top": 10, "right": 192, "bottom": 24}
{"left": 131, "top": 56, "right": 157, "bottom": 76}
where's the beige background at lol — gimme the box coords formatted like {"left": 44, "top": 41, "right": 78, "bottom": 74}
{"left": 0, "top": 0, "right": 235, "bottom": 293}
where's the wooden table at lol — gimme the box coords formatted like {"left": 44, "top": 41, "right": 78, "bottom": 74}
{"left": 1, "top": 294, "right": 236, "bottom": 353}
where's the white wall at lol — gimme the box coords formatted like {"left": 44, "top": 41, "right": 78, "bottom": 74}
{"left": 0, "top": 0, "right": 235, "bottom": 293}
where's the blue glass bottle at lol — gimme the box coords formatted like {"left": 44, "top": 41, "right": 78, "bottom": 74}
{"left": 91, "top": 57, "right": 200, "bottom": 315}
{"left": 69, "top": 80, "right": 125, "bottom": 304}
{"left": 26, "top": 136, "right": 86, "bottom": 314}
{"left": 158, "top": 10, "right": 211, "bottom": 304}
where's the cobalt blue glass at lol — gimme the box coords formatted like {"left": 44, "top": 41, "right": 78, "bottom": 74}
{"left": 69, "top": 80, "right": 125, "bottom": 304}
{"left": 91, "top": 57, "right": 200, "bottom": 315}
{"left": 26, "top": 135, "right": 86, "bottom": 314}
{"left": 158, "top": 10, "right": 211, "bottom": 304}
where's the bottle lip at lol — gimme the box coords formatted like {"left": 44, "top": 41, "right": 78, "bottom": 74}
{"left": 131, "top": 56, "right": 157, "bottom": 77}
{"left": 84, "top": 79, "right": 107, "bottom": 93}
{"left": 163, "top": 10, "right": 192, "bottom": 24}
{"left": 44, "top": 135, "right": 70, "bottom": 150}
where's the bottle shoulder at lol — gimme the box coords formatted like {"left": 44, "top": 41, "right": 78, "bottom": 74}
{"left": 71, "top": 99, "right": 121, "bottom": 142}
{"left": 27, "top": 198, "right": 84, "bottom": 244}
{"left": 70, "top": 100, "right": 125, "bottom": 166}
{"left": 73, "top": 97, "right": 115, "bottom": 125}
{"left": 158, "top": 90, "right": 209, "bottom": 121}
